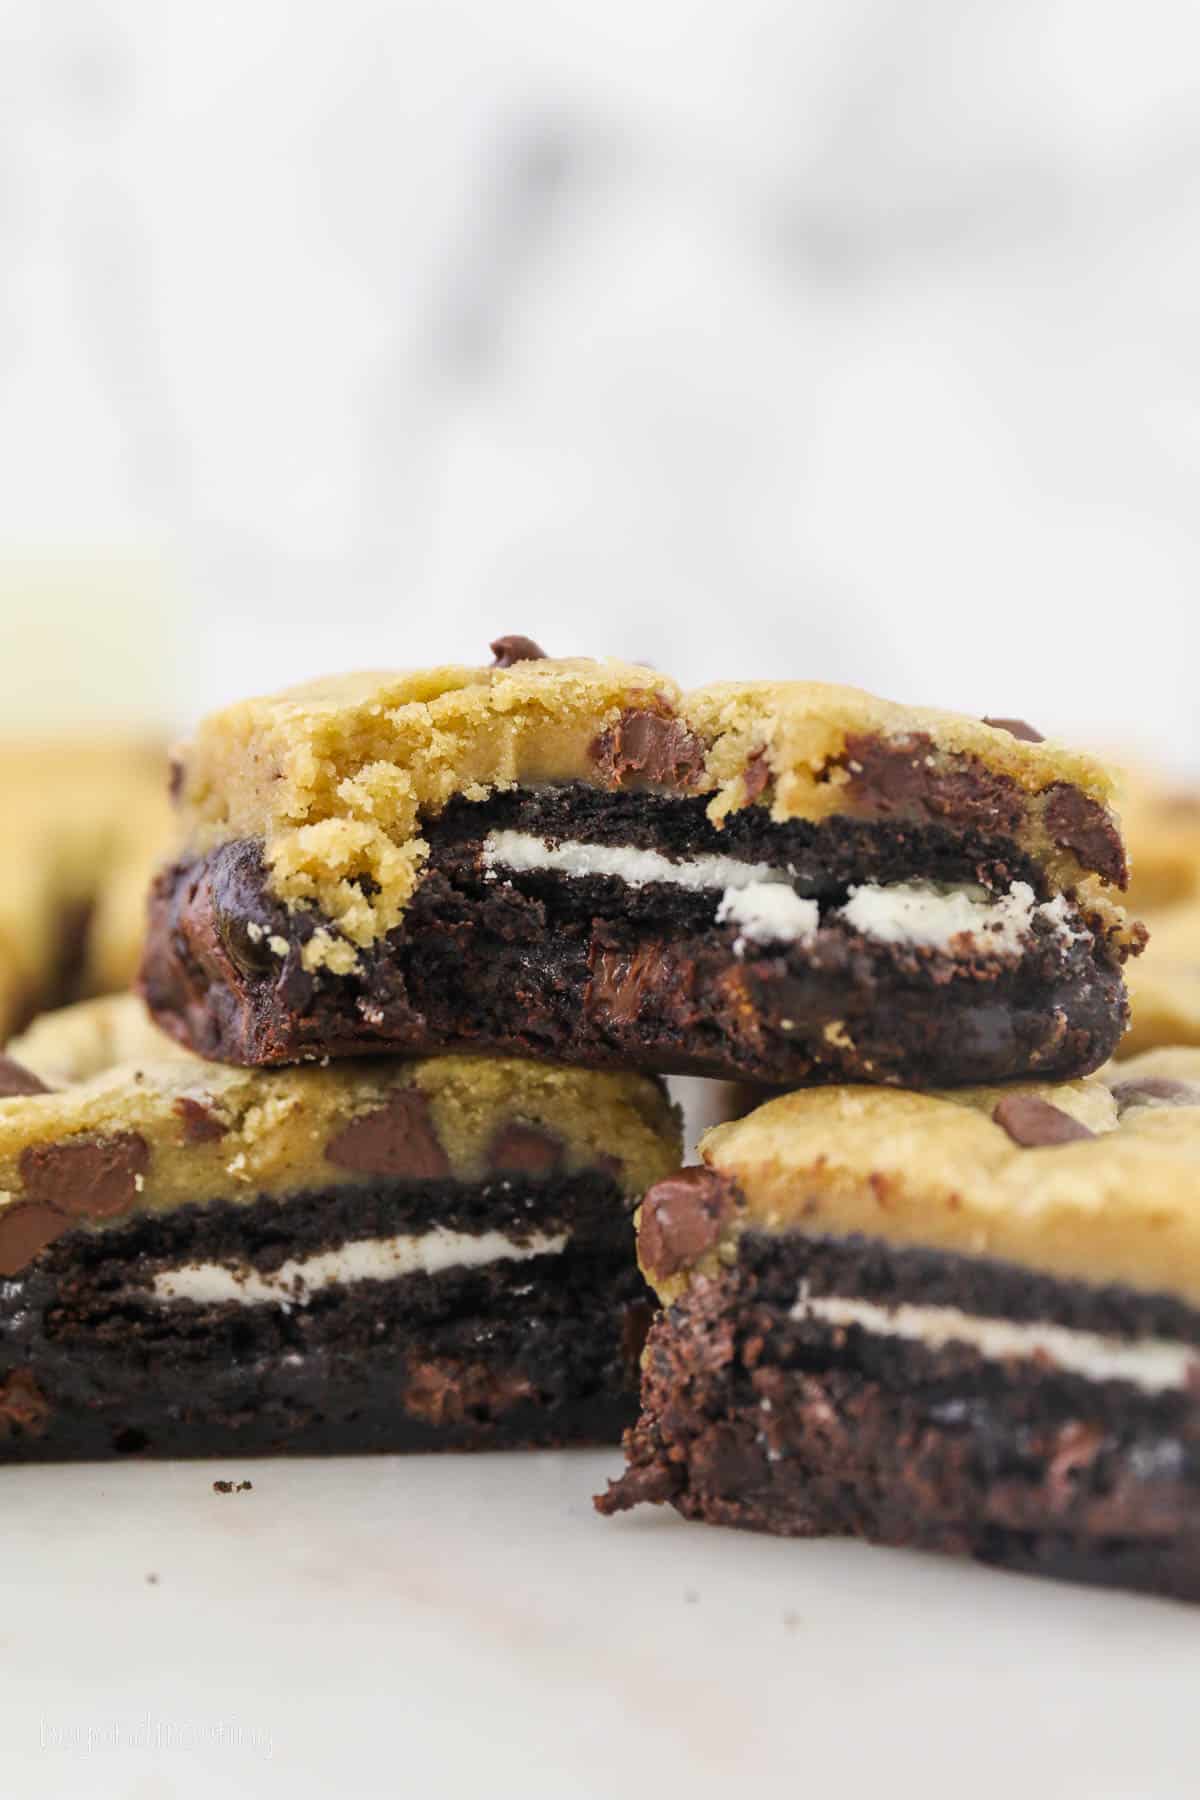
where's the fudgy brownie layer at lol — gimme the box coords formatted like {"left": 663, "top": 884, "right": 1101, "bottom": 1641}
{"left": 142, "top": 789, "right": 1127, "bottom": 1082}
{"left": 0, "top": 1172, "right": 649, "bottom": 1461}
{"left": 597, "top": 1244, "right": 1200, "bottom": 1603}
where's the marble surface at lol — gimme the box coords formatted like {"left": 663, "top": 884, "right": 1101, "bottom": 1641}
{"left": 2, "top": 1449, "right": 1199, "bottom": 1800}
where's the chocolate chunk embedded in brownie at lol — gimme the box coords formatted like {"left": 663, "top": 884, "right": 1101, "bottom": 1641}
{"left": 141, "top": 655, "right": 1142, "bottom": 1087}
{"left": 598, "top": 1053, "right": 1200, "bottom": 1604}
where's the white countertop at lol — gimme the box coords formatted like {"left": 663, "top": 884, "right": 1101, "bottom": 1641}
{"left": 3, "top": 1448, "right": 1198, "bottom": 1800}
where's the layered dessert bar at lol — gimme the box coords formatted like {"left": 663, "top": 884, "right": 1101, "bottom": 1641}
{"left": 0, "top": 996, "right": 678, "bottom": 1461}
{"left": 142, "top": 643, "right": 1141, "bottom": 1087}
{"left": 599, "top": 1052, "right": 1200, "bottom": 1602}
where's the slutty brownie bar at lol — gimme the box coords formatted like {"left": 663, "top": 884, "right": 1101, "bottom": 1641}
{"left": 599, "top": 1053, "right": 1200, "bottom": 1602}
{"left": 0, "top": 997, "right": 678, "bottom": 1461}
{"left": 142, "top": 641, "right": 1141, "bottom": 1086}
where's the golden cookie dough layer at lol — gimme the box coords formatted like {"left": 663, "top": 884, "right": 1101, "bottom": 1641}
{"left": 169, "top": 657, "right": 1132, "bottom": 974}
{"left": 1, "top": 996, "right": 681, "bottom": 1234}
{"left": 658, "top": 1048, "right": 1200, "bottom": 1306}
{"left": 0, "top": 739, "right": 172, "bottom": 1033}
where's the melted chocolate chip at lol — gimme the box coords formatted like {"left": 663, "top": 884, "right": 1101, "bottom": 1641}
{"left": 1042, "top": 784, "right": 1127, "bottom": 886}
{"left": 489, "top": 634, "right": 547, "bottom": 667}
{"left": 0, "top": 1202, "right": 72, "bottom": 1276}
{"left": 589, "top": 944, "right": 674, "bottom": 1025}
{"left": 1109, "top": 1077, "right": 1200, "bottom": 1112}
{"left": 743, "top": 748, "right": 772, "bottom": 802}
{"left": 982, "top": 717, "right": 1045, "bottom": 744}
{"left": 0, "top": 1368, "right": 51, "bottom": 1438}
{"left": 590, "top": 709, "right": 706, "bottom": 791}
{"left": 325, "top": 1089, "right": 451, "bottom": 1179}
{"left": 19, "top": 1132, "right": 150, "bottom": 1220}
{"left": 0, "top": 1055, "right": 49, "bottom": 1098}
{"left": 842, "top": 733, "right": 1027, "bottom": 836}
{"left": 992, "top": 1094, "right": 1096, "bottom": 1148}
{"left": 487, "top": 1122, "right": 565, "bottom": 1176}
{"left": 168, "top": 758, "right": 185, "bottom": 802}
{"left": 638, "top": 1166, "right": 738, "bottom": 1279}
{"left": 173, "top": 1095, "right": 227, "bottom": 1143}
{"left": 215, "top": 910, "right": 280, "bottom": 978}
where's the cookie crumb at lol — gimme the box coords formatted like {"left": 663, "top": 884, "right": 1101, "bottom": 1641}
{"left": 212, "top": 1478, "right": 254, "bottom": 1494}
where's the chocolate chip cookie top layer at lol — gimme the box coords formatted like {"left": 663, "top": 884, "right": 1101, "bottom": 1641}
{"left": 641, "top": 1047, "right": 1200, "bottom": 1305}
{"left": 165, "top": 656, "right": 1135, "bottom": 975}
{"left": 0, "top": 996, "right": 680, "bottom": 1271}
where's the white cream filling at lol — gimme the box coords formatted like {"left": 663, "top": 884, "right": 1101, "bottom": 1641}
{"left": 482, "top": 830, "right": 787, "bottom": 894}
{"left": 150, "top": 1227, "right": 568, "bottom": 1309}
{"left": 715, "top": 884, "right": 820, "bottom": 945}
{"left": 482, "top": 831, "right": 1081, "bottom": 953}
{"left": 791, "top": 1290, "right": 1198, "bottom": 1396}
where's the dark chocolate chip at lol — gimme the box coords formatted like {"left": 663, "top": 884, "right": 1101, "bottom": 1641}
{"left": 619, "top": 1297, "right": 656, "bottom": 1372}
{"left": 0, "top": 1202, "right": 72, "bottom": 1276}
{"left": 490, "top": 634, "right": 547, "bottom": 667}
{"left": 0, "top": 1368, "right": 51, "bottom": 1438}
{"left": 168, "top": 758, "right": 185, "bottom": 802}
{"left": 487, "top": 1122, "right": 565, "bottom": 1176}
{"left": 0, "top": 1055, "right": 50, "bottom": 1098}
{"left": 1042, "top": 783, "right": 1127, "bottom": 887}
{"left": 993, "top": 1094, "right": 1096, "bottom": 1147}
{"left": 173, "top": 1095, "right": 227, "bottom": 1143}
{"left": 639, "top": 1165, "right": 738, "bottom": 1279}
{"left": 325, "top": 1089, "right": 451, "bottom": 1179}
{"left": 982, "top": 717, "right": 1044, "bottom": 744}
{"left": 18, "top": 1132, "right": 151, "bottom": 1221}
{"left": 1109, "top": 1077, "right": 1200, "bottom": 1111}
{"left": 743, "top": 748, "right": 772, "bottom": 802}
{"left": 590, "top": 708, "right": 706, "bottom": 791}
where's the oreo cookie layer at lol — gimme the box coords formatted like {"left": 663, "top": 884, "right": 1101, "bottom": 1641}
{"left": 597, "top": 1236, "right": 1200, "bottom": 1602}
{"left": 142, "top": 788, "right": 1129, "bottom": 1084}
{"left": 0, "top": 1169, "right": 650, "bottom": 1461}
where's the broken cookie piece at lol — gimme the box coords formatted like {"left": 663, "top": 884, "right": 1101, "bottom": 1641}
{"left": 142, "top": 657, "right": 1141, "bottom": 1086}
{"left": 598, "top": 1051, "right": 1200, "bottom": 1603}
{"left": 0, "top": 995, "right": 678, "bottom": 1462}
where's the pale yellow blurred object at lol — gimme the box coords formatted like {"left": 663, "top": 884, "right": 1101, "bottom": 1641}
{"left": 1116, "top": 762, "right": 1200, "bottom": 1057}
{"left": 0, "top": 739, "right": 173, "bottom": 1036}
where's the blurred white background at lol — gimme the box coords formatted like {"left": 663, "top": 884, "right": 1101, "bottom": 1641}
{"left": 0, "top": 0, "right": 1196, "bottom": 763}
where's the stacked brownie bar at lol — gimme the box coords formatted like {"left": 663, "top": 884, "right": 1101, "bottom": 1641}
{"left": 0, "top": 995, "right": 678, "bottom": 1458}
{"left": 597, "top": 1060, "right": 1200, "bottom": 1601}
{"left": 14, "top": 636, "right": 1191, "bottom": 1604}
{"left": 143, "top": 647, "right": 1137, "bottom": 1085}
